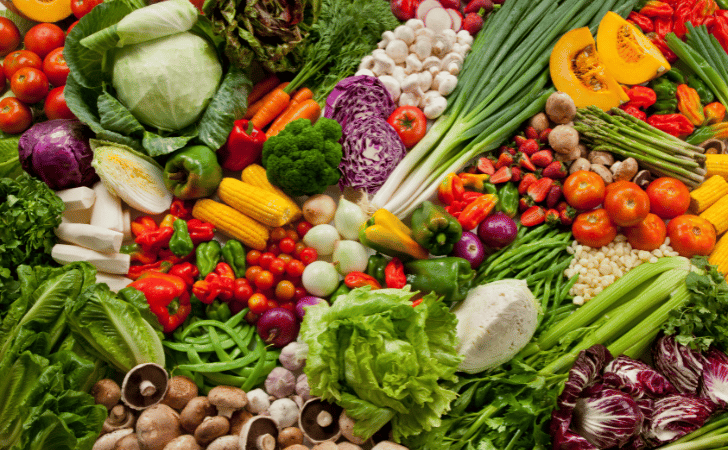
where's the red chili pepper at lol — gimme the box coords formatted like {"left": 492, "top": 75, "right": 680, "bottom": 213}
{"left": 626, "top": 86, "right": 657, "bottom": 109}
{"left": 653, "top": 16, "right": 673, "bottom": 37}
{"left": 462, "top": 191, "right": 484, "bottom": 203}
{"left": 187, "top": 219, "right": 215, "bottom": 245}
{"left": 639, "top": 0, "right": 674, "bottom": 18}
{"left": 168, "top": 262, "right": 199, "bottom": 288}
{"left": 384, "top": 257, "right": 407, "bottom": 289}
{"left": 218, "top": 119, "right": 267, "bottom": 171}
{"left": 131, "top": 216, "right": 158, "bottom": 238}
{"left": 135, "top": 226, "right": 174, "bottom": 253}
{"left": 620, "top": 103, "right": 648, "bottom": 121}
{"left": 711, "top": 15, "right": 728, "bottom": 53}
{"left": 690, "top": 0, "right": 718, "bottom": 25}
{"left": 192, "top": 262, "right": 235, "bottom": 304}
{"left": 127, "top": 260, "right": 173, "bottom": 280}
{"left": 648, "top": 33, "right": 678, "bottom": 63}
{"left": 438, "top": 173, "right": 465, "bottom": 205}
{"left": 521, "top": 205, "right": 546, "bottom": 227}
{"left": 344, "top": 272, "right": 382, "bottom": 290}
{"left": 170, "top": 198, "right": 194, "bottom": 220}
{"left": 628, "top": 11, "right": 655, "bottom": 32}
{"left": 673, "top": 4, "right": 692, "bottom": 38}
{"left": 129, "top": 272, "right": 191, "bottom": 333}
{"left": 647, "top": 113, "right": 695, "bottom": 137}
{"left": 458, "top": 193, "right": 498, "bottom": 230}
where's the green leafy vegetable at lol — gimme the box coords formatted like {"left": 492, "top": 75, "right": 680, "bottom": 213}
{"left": 0, "top": 136, "right": 22, "bottom": 180}
{"left": 300, "top": 287, "right": 462, "bottom": 442}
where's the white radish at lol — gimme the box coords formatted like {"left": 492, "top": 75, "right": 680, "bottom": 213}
{"left": 89, "top": 181, "right": 124, "bottom": 234}
{"left": 56, "top": 186, "right": 95, "bottom": 211}
{"left": 51, "top": 244, "right": 131, "bottom": 275}
{"left": 416, "top": 0, "right": 441, "bottom": 21}
{"left": 95, "top": 273, "right": 134, "bottom": 293}
{"left": 446, "top": 9, "right": 462, "bottom": 31}
{"left": 424, "top": 8, "right": 453, "bottom": 35}
{"left": 55, "top": 222, "right": 124, "bottom": 253}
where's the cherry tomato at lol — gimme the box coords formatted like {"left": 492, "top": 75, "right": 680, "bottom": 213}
{"left": 666, "top": 214, "right": 716, "bottom": 258}
{"left": 603, "top": 181, "right": 650, "bottom": 227}
{"left": 269, "top": 258, "right": 286, "bottom": 277}
{"left": 71, "top": 0, "right": 103, "bottom": 18}
{"left": 279, "top": 237, "right": 296, "bottom": 254}
{"left": 274, "top": 280, "right": 296, "bottom": 302}
{"left": 296, "top": 221, "right": 313, "bottom": 238}
{"left": 270, "top": 227, "right": 287, "bottom": 241}
{"left": 285, "top": 229, "right": 299, "bottom": 241}
{"left": 44, "top": 86, "right": 75, "bottom": 120}
{"left": 277, "top": 254, "right": 293, "bottom": 264}
{"left": 11, "top": 67, "right": 49, "bottom": 104}
{"left": 0, "top": 18, "right": 21, "bottom": 57}
{"left": 67, "top": 21, "right": 80, "bottom": 36}
{"left": 0, "top": 97, "right": 32, "bottom": 134}
{"left": 285, "top": 259, "right": 305, "bottom": 277}
{"left": 387, "top": 105, "right": 428, "bottom": 148}
{"left": 254, "top": 270, "right": 275, "bottom": 290}
{"left": 293, "top": 287, "right": 308, "bottom": 301}
{"left": 258, "top": 252, "right": 275, "bottom": 270}
{"left": 246, "top": 249, "right": 262, "bottom": 266}
{"left": 3, "top": 50, "right": 41, "bottom": 80}
{"left": 248, "top": 293, "right": 269, "bottom": 315}
{"left": 42, "top": 47, "right": 69, "bottom": 87}
{"left": 623, "top": 213, "right": 667, "bottom": 251}
{"left": 646, "top": 177, "right": 690, "bottom": 220}
{"left": 245, "top": 265, "right": 263, "bottom": 283}
{"left": 23, "top": 23, "right": 65, "bottom": 60}
{"left": 292, "top": 241, "right": 306, "bottom": 258}
{"left": 267, "top": 242, "right": 281, "bottom": 256}
{"left": 563, "top": 171, "right": 606, "bottom": 211}
{"left": 233, "top": 278, "right": 254, "bottom": 303}
{"left": 299, "top": 247, "right": 318, "bottom": 265}
{"left": 572, "top": 208, "right": 618, "bottom": 248}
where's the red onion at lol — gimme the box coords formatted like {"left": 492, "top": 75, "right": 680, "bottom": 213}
{"left": 451, "top": 231, "right": 485, "bottom": 269}
{"left": 478, "top": 212, "right": 518, "bottom": 248}
{"left": 256, "top": 308, "right": 300, "bottom": 348}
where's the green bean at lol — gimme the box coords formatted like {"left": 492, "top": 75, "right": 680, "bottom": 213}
{"left": 526, "top": 255, "right": 572, "bottom": 284}
{"left": 202, "top": 372, "right": 247, "bottom": 387}
{"left": 540, "top": 272, "right": 554, "bottom": 313}
{"left": 241, "top": 336, "right": 271, "bottom": 391}
{"left": 208, "top": 326, "right": 232, "bottom": 363}
{"left": 182, "top": 320, "right": 255, "bottom": 353}
{"left": 177, "top": 344, "right": 265, "bottom": 372}
{"left": 559, "top": 272, "right": 580, "bottom": 300}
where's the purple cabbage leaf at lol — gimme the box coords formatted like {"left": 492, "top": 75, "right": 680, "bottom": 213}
{"left": 653, "top": 334, "right": 705, "bottom": 395}
{"left": 571, "top": 389, "right": 644, "bottom": 449}
{"left": 699, "top": 347, "right": 728, "bottom": 408}
{"left": 603, "top": 355, "right": 676, "bottom": 399}
{"left": 324, "top": 75, "right": 396, "bottom": 132}
{"left": 642, "top": 394, "right": 715, "bottom": 447}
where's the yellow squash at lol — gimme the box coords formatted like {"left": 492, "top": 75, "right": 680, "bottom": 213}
{"left": 12, "top": 0, "right": 72, "bottom": 23}
{"left": 550, "top": 27, "right": 629, "bottom": 110}
{"left": 596, "top": 11, "right": 671, "bottom": 85}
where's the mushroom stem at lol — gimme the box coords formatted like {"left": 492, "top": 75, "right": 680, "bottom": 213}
{"left": 139, "top": 380, "right": 157, "bottom": 397}
{"left": 257, "top": 433, "right": 276, "bottom": 450}
{"left": 316, "top": 411, "right": 333, "bottom": 428}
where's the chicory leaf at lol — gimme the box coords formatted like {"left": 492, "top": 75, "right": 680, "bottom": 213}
{"left": 642, "top": 394, "right": 715, "bottom": 446}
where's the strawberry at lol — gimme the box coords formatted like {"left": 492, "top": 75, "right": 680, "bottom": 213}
{"left": 521, "top": 206, "right": 546, "bottom": 227}
{"left": 513, "top": 135, "right": 528, "bottom": 147}
{"left": 518, "top": 197, "right": 531, "bottom": 212}
{"left": 518, "top": 172, "right": 538, "bottom": 195}
{"left": 499, "top": 145, "right": 516, "bottom": 156}
{"left": 524, "top": 126, "right": 539, "bottom": 140}
{"left": 463, "top": 12, "right": 484, "bottom": 35}
{"left": 545, "top": 208, "right": 561, "bottom": 226}
{"left": 510, "top": 166, "right": 522, "bottom": 182}
{"left": 518, "top": 138, "right": 540, "bottom": 156}
{"left": 539, "top": 127, "right": 552, "bottom": 143}
{"left": 542, "top": 161, "right": 568, "bottom": 179}
{"left": 559, "top": 205, "right": 577, "bottom": 226}
{"left": 490, "top": 166, "right": 512, "bottom": 184}
{"left": 440, "top": 0, "right": 462, "bottom": 9}
{"left": 527, "top": 177, "right": 554, "bottom": 203}
{"left": 464, "top": 0, "right": 493, "bottom": 14}
{"left": 546, "top": 184, "right": 562, "bottom": 209}
{"left": 517, "top": 153, "right": 537, "bottom": 172}
{"left": 495, "top": 151, "right": 514, "bottom": 169}
{"left": 531, "top": 149, "right": 554, "bottom": 168}
{"left": 476, "top": 157, "right": 495, "bottom": 175}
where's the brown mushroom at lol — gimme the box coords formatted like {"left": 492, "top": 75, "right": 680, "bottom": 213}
{"left": 122, "top": 363, "right": 169, "bottom": 411}
{"left": 337, "top": 443, "right": 362, "bottom": 450}
{"left": 590, "top": 164, "right": 613, "bottom": 184}
{"left": 298, "top": 398, "right": 342, "bottom": 444}
{"left": 162, "top": 435, "right": 202, "bottom": 450}
{"left": 103, "top": 404, "right": 137, "bottom": 434}
{"left": 700, "top": 138, "right": 727, "bottom": 154}
{"left": 136, "top": 404, "right": 182, "bottom": 450}
{"left": 92, "top": 379, "right": 122, "bottom": 410}
{"left": 632, "top": 170, "right": 653, "bottom": 189}
{"left": 114, "top": 433, "right": 141, "bottom": 450}
{"left": 230, "top": 408, "right": 254, "bottom": 436}
{"left": 161, "top": 376, "right": 198, "bottom": 411}
{"left": 569, "top": 158, "right": 591, "bottom": 174}
{"left": 283, "top": 445, "right": 309, "bottom": 450}
{"left": 548, "top": 124, "right": 580, "bottom": 154}
{"left": 338, "top": 411, "right": 366, "bottom": 445}
{"left": 311, "top": 442, "right": 338, "bottom": 450}
{"left": 208, "top": 385, "right": 248, "bottom": 418}
{"left": 194, "top": 415, "right": 230, "bottom": 446}
{"left": 611, "top": 158, "right": 639, "bottom": 182}
{"left": 529, "top": 112, "right": 550, "bottom": 133}
{"left": 587, "top": 151, "right": 615, "bottom": 166}
{"left": 180, "top": 397, "right": 216, "bottom": 433}
{"left": 545, "top": 91, "right": 577, "bottom": 124}
{"left": 371, "top": 441, "right": 409, "bottom": 450}
{"left": 240, "top": 416, "right": 280, "bottom": 450}
{"left": 92, "top": 428, "right": 134, "bottom": 450}
{"left": 207, "top": 435, "right": 241, "bottom": 450}
{"left": 278, "top": 427, "right": 304, "bottom": 448}
{"left": 554, "top": 145, "right": 581, "bottom": 163}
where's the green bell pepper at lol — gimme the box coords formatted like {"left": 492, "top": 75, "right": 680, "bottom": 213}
{"left": 366, "top": 253, "right": 389, "bottom": 286}
{"left": 196, "top": 240, "right": 222, "bottom": 277}
{"left": 650, "top": 75, "right": 679, "bottom": 115}
{"left": 687, "top": 74, "right": 715, "bottom": 105}
{"left": 410, "top": 201, "right": 462, "bottom": 256}
{"left": 329, "top": 281, "right": 351, "bottom": 303}
{"left": 496, "top": 182, "right": 518, "bottom": 218}
{"left": 221, "top": 239, "right": 246, "bottom": 278}
{"left": 163, "top": 145, "right": 223, "bottom": 200}
{"left": 665, "top": 67, "right": 686, "bottom": 84}
{"left": 404, "top": 257, "right": 475, "bottom": 306}
{"left": 169, "top": 219, "right": 194, "bottom": 257}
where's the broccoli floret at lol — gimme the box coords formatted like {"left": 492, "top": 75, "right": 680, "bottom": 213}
{"left": 261, "top": 118, "right": 343, "bottom": 197}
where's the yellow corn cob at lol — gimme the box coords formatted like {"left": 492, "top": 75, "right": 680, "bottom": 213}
{"left": 217, "top": 177, "right": 294, "bottom": 227}
{"left": 192, "top": 199, "right": 269, "bottom": 250}
{"left": 705, "top": 154, "right": 728, "bottom": 179}
{"left": 690, "top": 175, "right": 728, "bottom": 213}
{"left": 241, "top": 164, "right": 302, "bottom": 220}
{"left": 699, "top": 194, "right": 728, "bottom": 235}
{"left": 709, "top": 232, "right": 728, "bottom": 279}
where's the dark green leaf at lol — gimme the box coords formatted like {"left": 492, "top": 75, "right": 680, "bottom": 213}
{"left": 197, "top": 65, "right": 252, "bottom": 150}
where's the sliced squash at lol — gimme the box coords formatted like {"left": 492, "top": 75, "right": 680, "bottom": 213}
{"left": 549, "top": 27, "right": 629, "bottom": 111}
{"left": 12, "top": 0, "right": 72, "bottom": 23}
{"left": 596, "top": 11, "right": 670, "bottom": 85}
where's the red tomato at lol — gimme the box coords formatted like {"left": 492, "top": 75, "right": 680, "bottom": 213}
{"left": 0, "top": 97, "right": 32, "bottom": 134}
{"left": 23, "top": 23, "right": 65, "bottom": 60}
{"left": 666, "top": 215, "right": 716, "bottom": 258}
{"left": 646, "top": 177, "right": 690, "bottom": 219}
{"left": 247, "top": 293, "right": 269, "bottom": 315}
{"left": 3, "top": 50, "right": 41, "bottom": 80}
{"left": 44, "top": 86, "right": 76, "bottom": 120}
{"left": 67, "top": 20, "right": 80, "bottom": 36}
{"left": 274, "top": 280, "right": 295, "bottom": 302}
{"left": 11, "top": 67, "right": 49, "bottom": 104}
{"left": 387, "top": 105, "right": 428, "bottom": 148}
{"left": 603, "top": 181, "right": 650, "bottom": 227}
{"left": 572, "top": 208, "right": 618, "bottom": 248}
{"left": 71, "top": 0, "right": 103, "bottom": 18}
{"left": 563, "top": 171, "right": 606, "bottom": 211}
{"left": 0, "top": 18, "right": 21, "bottom": 57}
{"left": 42, "top": 47, "right": 69, "bottom": 87}
{"left": 623, "top": 213, "right": 667, "bottom": 251}
{"left": 254, "top": 270, "right": 275, "bottom": 290}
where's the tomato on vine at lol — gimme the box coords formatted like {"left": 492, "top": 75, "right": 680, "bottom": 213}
{"left": 0, "top": 18, "right": 20, "bottom": 57}
{"left": 0, "top": 97, "right": 32, "bottom": 134}
{"left": 23, "top": 23, "right": 65, "bottom": 60}
{"left": 387, "top": 105, "right": 428, "bottom": 148}
{"left": 44, "top": 86, "right": 76, "bottom": 120}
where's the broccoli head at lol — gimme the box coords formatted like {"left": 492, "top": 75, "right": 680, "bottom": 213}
{"left": 261, "top": 117, "right": 343, "bottom": 197}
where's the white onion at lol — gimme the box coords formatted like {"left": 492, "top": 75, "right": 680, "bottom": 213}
{"left": 332, "top": 240, "right": 369, "bottom": 275}
{"left": 302, "top": 224, "right": 340, "bottom": 256}
{"left": 301, "top": 261, "right": 340, "bottom": 297}
{"left": 334, "top": 197, "right": 368, "bottom": 240}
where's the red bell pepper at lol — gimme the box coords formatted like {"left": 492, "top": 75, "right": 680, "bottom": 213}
{"left": 187, "top": 219, "right": 215, "bottom": 245}
{"left": 628, "top": 11, "right": 655, "bottom": 32}
{"left": 458, "top": 193, "right": 498, "bottom": 230}
{"left": 129, "top": 272, "right": 191, "bottom": 333}
{"left": 168, "top": 262, "right": 199, "bottom": 288}
{"left": 218, "top": 119, "right": 267, "bottom": 171}
{"left": 384, "top": 258, "right": 407, "bottom": 289}
{"left": 131, "top": 216, "right": 158, "bottom": 238}
{"left": 344, "top": 272, "right": 382, "bottom": 290}
{"left": 192, "top": 262, "right": 235, "bottom": 304}
{"left": 127, "top": 260, "right": 173, "bottom": 281}
{"left": 170, "top": 197, "right": 194, "bottom": 220}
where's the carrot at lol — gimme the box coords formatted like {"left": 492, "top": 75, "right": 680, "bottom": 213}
{"left": 265, "top": 99, "right": 322, "bottom": 138}
{"left": 250, "top": 87, "right": 291, "bottom": 129}
{"left": 244, "top": 82, "right": 289, "bottom": 119}
{"left": 247, "top": 74, "right": 280, "bottom": 106}
{"left": 265, "top": 88, "right": 312, "bottom": 134}
{"left": 290, "top": 87, "right": 314, "bottom": 105}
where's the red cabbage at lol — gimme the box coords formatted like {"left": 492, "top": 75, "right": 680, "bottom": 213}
{"left": 603, "top": 355, "right": 676, "bottom": 399}
{"left": 571, "top": 389, "right": 644, "bottom": 449}
{"left": 18, "top": 119, "right": 98, "bottom": 191}
{"left": 699, "top": 347, "right": 728, "bottom": 408}
{"left": 324, "top": 75, "right": 396, "bottom": 132}
{"left": 338, "top": 116, "right": 406, "bottom": 194}
{"left": 642, "top": 394, "right": 715, "bottom": 446}
{"left": 653, "top": 335, "right": 705, "bottom": 395}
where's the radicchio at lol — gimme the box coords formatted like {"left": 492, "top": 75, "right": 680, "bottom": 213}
{"left": 324, "top": 75, "right": 396, "bottom": 131}
{"left": 653, "top": 335, "right": 705, "bottom": 394}
{"left": 571, "top": 389, "right": 644, "bottom": 449}
{"left": 642, "top": 394, "right": 715, "bottom": 447}
{"left": 699, "top": 347, "right": 728, "bottom": 408}
{"left": 603, "top": 355, "right": 676, "bottom": 399}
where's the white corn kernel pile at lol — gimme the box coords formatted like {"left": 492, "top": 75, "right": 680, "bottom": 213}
{"left": 564, "top": 235, "right": 680, "bottom": 305}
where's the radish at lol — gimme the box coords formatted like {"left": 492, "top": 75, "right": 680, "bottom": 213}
{"left": 416, "top": 0, "right": 441, "bottom": 21}
{"left": 446, "top": 8, "right": 462, "bottom": 31}
{"left": 424, "top": 7, "right": 452, "bottom": 34}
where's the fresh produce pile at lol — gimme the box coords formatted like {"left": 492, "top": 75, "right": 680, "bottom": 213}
{"left": 4, "top": 0, "right": 728, "bottom": 449}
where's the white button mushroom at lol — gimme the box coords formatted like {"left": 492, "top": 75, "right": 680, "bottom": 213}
{"left": 437, "top": 74, "right": 457, "bottom": 96}
{"left": 441, "top": 52, "right": 464, "bottom": 76}
{"left": 421, "top": 89, "right": 442, "bottom": 107}
{"left": 422, "top": 56, "right": 441, "bottom": 75}
{"left": 378, "top": 75, "right": 401, "bottom": 102}
{"left": 418, "top": 70, "right": 433, "bottom": 91}
{"left": 452, "top": 42, "right": 471, "bottom": 56}
{"left": 391, "top": 65, "right": 407, "bottom": 84}
{"left": 456, "top": 29, "right": 474, "bottom": 46}
{"left": 385, "top": 39, "right": 409, "bottom": 64}
{"left": 423, "top": 95, "right": 447, "bottom": 119}
{"left": 354, "top": 68, "right": 375, "bottom": 77}
{"left": 404, "top": 53, "right": 423, "bottom": 74}
{"left": 378, "top": 30, "right": 395, "bottom": 49}
{"left": 358, "top": 55, "right": 375, "bottom": 71}
{"left": 432, "top": 34, "right": 454, "bottom": 57}
{"left": 393, "top": 25, "right": 415, "bottom": 45}
{"left": 441, "top": 29, "right": 458, "bottom": 46}
{"left": 405, "top": 18, "right": 425, "bottom": 30}
{"left": 399, "top": 92, "right": 421, "bottom": 107}
{"left": 414, "top": 27, "right": 435, "bottom": 42}
{"left": 371, "top": 52, "right": 395, "bottom": 76}
{"left": 409, "top": 38, "right": 432, "bottom": 61}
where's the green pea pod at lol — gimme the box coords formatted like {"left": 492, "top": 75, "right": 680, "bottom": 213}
{"left": 365, "top": 253, "right": 389, "bottom": 286}
{"left": 404, "top": 257, "right": 475, "bottom": 306}
{"left": 496, "top": 182, "right": 519, "bottom": 218}
{"left": 221, "top": 239, "right": 247, "bottom": 278}
{"left": 170, "top": 219, "right": 194, "bottom": 257}
{"left": 196, "top": 240, "right": 222, "bottom": 277}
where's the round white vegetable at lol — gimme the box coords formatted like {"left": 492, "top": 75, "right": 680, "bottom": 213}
{"left": 301, "top": 261, "right": 340, "bottom": 297}
{"left": 334, "top": 197, "right": 368, "bottom": 240}
{"left": 332, "top": 240, "right": 369, "bottom": 275}
{"left": 302, "top": 194, "right": 336, "bottom": 225}
{"left": 302, "top": 224, "right": 340, "bottom": 256}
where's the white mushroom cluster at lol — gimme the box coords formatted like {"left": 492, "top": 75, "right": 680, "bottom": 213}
{"left": 356, "top": 19, "right": 473, "bottom": 119}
